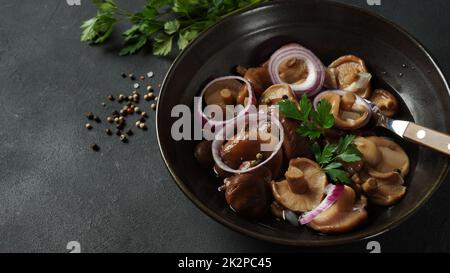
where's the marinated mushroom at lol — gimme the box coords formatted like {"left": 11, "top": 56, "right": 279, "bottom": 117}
{"left": 328, "top": 55, "right": 372, "bottom": 98}
{"left": 259, "top": 84, "right": 297, "bottom": 106}
{"left": 354, "top": 136, "right": 381, "bottom": 167}
{"left": 278, "top": 57, "right": 309, "bottom": 85}
{"left": 365, "top": 136, "right": 410, "bottom": 177}
{"left": 308, "top": 186, "right": 368, "bottom": 233}
{"left": 370, "top": 89, "right": 399, "bottom": 117}
{"left": 317, "top": 91, "right": 371, "bottom": 130}
{"left": 223, "top": 166, "right": 272, "bottom": 219}
{"left": 280, "top": 116, "right": 313, "bottom": 160}
{"left": 194, "top": 140, "right": 214, "bottom": 168}
{"left": 361, "top": 171, "right": 406, "bottom": 206}
{"left": 220, "top": 130, "right": 284, "bottom": 178}
{"left": 271, "top": 158, "right": 327, "bottom": 212}
{"left": 241, "top": 65, "right": 272, "bottom": 96}
{"left": 203, "top": 78, "right": 242, "bottom": 116}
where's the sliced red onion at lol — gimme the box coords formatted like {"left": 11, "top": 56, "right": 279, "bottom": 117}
{"left": 196, "top": 76, "right": 256, "bottom": 128}
{"left": 313, "top": 90, "right": 373, "bottom": 129}
{"left": 298, "top": 184, "right": 344, "bottom": 225}
{"left": 211, "top": 113, "right": 284, "bottom": 174}
{"left": 343, "top": 72, "right": 372, "bottom": 92}
{"left": 268, "top": 44, "right": 325, "bottom": 97}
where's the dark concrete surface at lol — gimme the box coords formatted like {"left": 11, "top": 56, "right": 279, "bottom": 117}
{"left": 0, "top": 0, "right": 449, "bottom": 252}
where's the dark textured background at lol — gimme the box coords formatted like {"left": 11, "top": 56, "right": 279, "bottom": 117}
{"left": 0, "top": 0, "right": 448, "bottom": 253}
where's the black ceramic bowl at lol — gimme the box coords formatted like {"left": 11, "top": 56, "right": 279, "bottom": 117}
{"left": 156, "top": 0, "right": 450, "bottom": 246}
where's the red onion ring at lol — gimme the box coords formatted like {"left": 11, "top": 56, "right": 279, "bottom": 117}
{"left": 196, "top": 76, "right": 256, "bottom": 128}
{"left": 298, "top": 184, "right": 344, "bottom": 225}
{"left": 268, "top": 44, "right": 325, "bottom": 97}
{"left": 211, "top": 113, "right": 284, "bottom": 174}
{"left": 313, "top": 90, "right": 373, "bottom": 129}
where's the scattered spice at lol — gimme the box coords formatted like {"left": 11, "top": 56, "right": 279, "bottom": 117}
{"left": 85, "top": 112, "right": 94, "bottom": 120}
{"left": 91, "top": 144, "right": 100, "bottom": 151}
{"left": 119, "top": 134, "right": 128, "bottom": 142}
{"left": 86, "top": 70, "right": 157, "bottom": 152}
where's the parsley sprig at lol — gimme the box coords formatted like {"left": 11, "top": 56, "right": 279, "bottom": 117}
{"left": 278, "top": 95, "right": 361, "bottom": 184}
{"left": 278, "top": 94, "right": 334, "bottom": 140}
{"left": 312, "top": 135, "right": 362, "bottom": 185}
{"left": 81, "top": 0, "right": 268, "bottom": 56}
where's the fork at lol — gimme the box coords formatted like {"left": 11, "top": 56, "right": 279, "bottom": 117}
{"left": 365, "top": 99, "right": 450, "bottom": 156}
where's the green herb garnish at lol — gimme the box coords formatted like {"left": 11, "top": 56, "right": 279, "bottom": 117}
{"left": 312, "top": 135, "right": 362, "bottom": 185}
{"left": 81, "top": 0, "right": 268, "bottom": 56}
{"left": 278, "top": 94, "right": 334, "bottom": 140}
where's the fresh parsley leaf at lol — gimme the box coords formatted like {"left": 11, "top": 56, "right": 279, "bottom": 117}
{"left": 164, "top": 20, "right": 180, "bottom": 35}
{"left": 278, "top": 100, "right": 303, "bottom": 121}
{"left": 312, "top": 99, "right": 334, "bottom": 129}
{"left": 311, "top": 135, "right": 361, "bottom": 185}
{"left": 278, "top": 95, "right": 335, "bottom": 140}
{"left": 325, "top": 168, "right": 352, "bottom": 185}
{"left": 80, "top": 14, "right": 116, "bottom": 44}
{"left": 119, "top": 35, "right": 147, "bottom": 56}
{"left": 298, "top": 94, "right": 312, "bottom": 122}
{"left": 177, "top": 29, "right": 199, "bottom": 50}
{"left": 337, "top": 134, "right": 355, "bottom": 154}
{"left": 296, "top": 123, "right": 321, "bottom": 140}
{"left": 81, "top": 0, "right": 268, "bottom": 56}
{"left": 324, "top": 162, "right": 343, "bottom": 170}
{"left": 317, "top": 143, "right": 337, "bottom": 165}
{"left": 153, "top": 33, "right": 173, "bottom": 56}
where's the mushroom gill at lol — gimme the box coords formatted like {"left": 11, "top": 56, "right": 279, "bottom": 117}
{"left": 308, "top": 185, "right": 368, "bottom": 233}
{"left": 321, "top": 92, "right": 370, "bottom": 130}
{"left": 365, "top": 136, "right": 410, "bottom": 178}
{"left": 328, "top": 55, "right": 371, "bottom": 98}
{"left": 271, "top": 158, "right": 327, "bottom": 212}
{"left": 361, "top": 171, "right": 406, "bottom": 206}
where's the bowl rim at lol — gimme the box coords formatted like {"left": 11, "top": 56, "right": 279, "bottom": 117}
{"left": 156, "top": 0, "right": 450, "bottom": 246}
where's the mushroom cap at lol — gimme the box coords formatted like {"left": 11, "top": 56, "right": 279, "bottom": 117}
{"left": 243, "top": 66, "right": 272, "bottom": 96}
{"left": 308, "top": 186, "right": 368, "bottom": 233}
{"left": 320, "top": 92, "right": 370, "bottom": 130}
{"left": 365, "top": 136, "right": 410, "bottom": 178}
{"left": 224, "top": 166, "right": 272, "bottom": 219}
{"left": 271, "top": 158, "right": 327, "bottom": 212}
{"left": 354, "top": 136, "right": 382, "bottom": 167}
{"left": 259, "top": 84, "right": 297, "bottom": 106}
{"left": 361, "top": 171, "right": 406, "bottom": 206}
{"left": 370, "top": 89, "right": 399, "bottom": 117}
{"left": 329, "top": 55, "right": 371, "bottom": 98}
{"left": 278, "top": 57, "right": 309, "bottom": 84}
